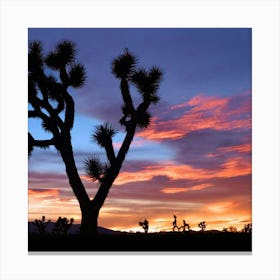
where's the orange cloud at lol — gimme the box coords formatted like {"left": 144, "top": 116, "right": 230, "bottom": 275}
{"left": 217, "top": 143, "right": 251, "bottom": 153}
{"left": 161, "top": 184, "right": 213, "bottom": 194}
{"left": 28, "top": 189, "right": 59, "bottom": 199}
{"left": 137, "top": 93, "right": 251, "bottom": 141}
{"left": 160, "top": 187, "right": 189, "bottom": 194}
{"left": 218, "top": 157, "right": 251, "bottom": 178}
{"left": 170, "top": 101, "right": 190, "bottom": 110}
{"left": 206, "top": 144, "right": 251, "bottom": 159}
{"left": 113, "top": 157, "right": 251, "bottom": 186}
{"left": 206, "top": 201, "right": 238, "bottom": 213}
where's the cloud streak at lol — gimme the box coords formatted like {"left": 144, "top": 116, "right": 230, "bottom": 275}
{"left": 161, "top": 183, "right": 213, "bottom": 194}
{"left": 137, "top": 91, "right": 251, "bottom": 141}
{"left": 113, "top": 156, "right": 251, "bottom": 186}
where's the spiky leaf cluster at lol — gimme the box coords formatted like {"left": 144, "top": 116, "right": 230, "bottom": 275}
{"left": 131, "top": 66, "right": 162, "bottom": 103}
{"left": 45, "top": 40, "right": 76, "bottom": 69}
{"left": 28, "top": 40, "right": 87, "bottom": 157}
{"left": 136, "top": 111, "right": 151, "bottom": 128}
{"left": 92, "top": 123, "right": 117, "bottom": 147}
{"left": 68, "top": 63, "right": 86, "bottom": 88}
{"left": 28, "top": 41, "right": 44, "bottom": 74}
{"left": 43, "top": 75, "right": 63, "bottom": 100}
{"left": 41, "top": 119, "right": 53, "bottom": 133}
{"left": 112, "top": 48, "right": 137, "bottom": 79}
{"left": 84, "top": 157, "right": 108, "bottom": 182}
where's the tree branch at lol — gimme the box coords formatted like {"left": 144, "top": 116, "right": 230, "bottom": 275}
{"left": 33, "top": 138, "right": 55, "bottom": 148}
{"left": 116, "top": 124, "right": 136, "bottom": 165}
{"left": 104, "top": 140, "right": 116, "bottom": 165}
{"left": 120, "top": 78, "right": 135, "bottom": 113}
{"left": 137, "top": 99, "right": 151, "bottom": 114}
{"left": 28, "top": 110, "right": 40, "bottom": 118}
{"left": 61, "top": 90, "right": 75, "bottom": 129}
{"left": 28, "top": 132, "right": 55, "bottom": 149}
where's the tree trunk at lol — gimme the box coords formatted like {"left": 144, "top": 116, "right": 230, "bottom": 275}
{"left": 80, "top": 205, "right": 99, "bottom": 236}
{"left": 58, "top": 139, "right": 94, "bottom": 236}
{"left": 58, "top": 125, "right": 136, "bottom": 237}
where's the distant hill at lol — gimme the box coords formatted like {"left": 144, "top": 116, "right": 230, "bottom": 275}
{"left": 28, "top": 222, "right": 121, "bottom": 235}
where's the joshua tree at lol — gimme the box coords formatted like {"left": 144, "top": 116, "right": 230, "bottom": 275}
{"left": 242, "top": 223, "right": 252, "bottom": 233}
{"left": 198, "top": 221, "right": 206, "bottom": 232}
{"left": 181, "top": 220, "right": 190, "bottom": 232}
{"left": 53, "top": 217, "right": 74, "bottom": 235}
{"left": 139, "top": 219, "right": 149, "bottom": 233}
{"left": 28, "top": 41, "right": 162, "bottom": 236}
{"left": 32, "top": 216, "right": 51, "bottom": 235}
{"left": 172, "top": 215, "right": 179, "bottom": 231}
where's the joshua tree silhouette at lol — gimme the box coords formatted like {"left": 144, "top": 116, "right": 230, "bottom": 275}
{"left": 198, "top": 221, "right": 206, "bottom": 231}
{"left": 242, "top": 223, "right": 252, "bottom": 233}
{"left": 172, "top": 215, "right": 179, "bottom": 231}
{"left": 139, "top": 219, "right": 149, "bottom": 233}
{"left": 32, "top": 216, "right": 51, "bottom": 235}
{"left": 28, "top": 41, "right": 162, "bottom": 236}
{"left": 53, "top": 217, "right": 74, "bottom": 235}
{"left": 180, "top": 220, "right": 190, "bottom": 232}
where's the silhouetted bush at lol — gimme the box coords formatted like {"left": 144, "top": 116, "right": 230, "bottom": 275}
{"left": 53, "top": 217, "right": 74, "bottom": 235}
{"left": 32, "top": 216, "right": 51, "bottom": 235}
{"left": 242, "top": 223, "right": 252, "bottom": 233}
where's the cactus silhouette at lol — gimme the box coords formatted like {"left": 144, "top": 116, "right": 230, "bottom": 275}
{"left": 53, "top": 217, "right": 74, "bottom": 235}
{"left": 139, "top": 219, "right": 149, "bottom": 233}
{"left": 32, "top": 216, "right": 51, "bottom": 234}
{"left": 28, "top": 41, "right": 162, "bottom": 236}
{"left": 198, "top": 221, "right": 206, "bottom": 231}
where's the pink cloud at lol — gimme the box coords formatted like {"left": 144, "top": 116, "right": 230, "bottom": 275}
{"left": 28, "top": 188, "right": 60, "bottom": 199}
{"left": 161, "top": 183, "right": 213, "bottom": 194}
{"left": 217, "top": 143, "right": 251, "bottom": 153}
{"left": 111, "top": 155, "right": 251, "bottom": 186}
{"left": 137, "top": 92, "right": 251, "bottom": 141}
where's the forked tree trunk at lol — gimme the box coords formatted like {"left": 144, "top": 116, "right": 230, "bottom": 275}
{"left": 58, "top": 125, "right": 136, "bottom": 237}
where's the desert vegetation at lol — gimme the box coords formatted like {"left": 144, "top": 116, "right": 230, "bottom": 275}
{"left": 29, "top": 215, "right": 252, "bottom": 251}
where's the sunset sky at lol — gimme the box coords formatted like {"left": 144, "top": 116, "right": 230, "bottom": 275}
{"left": 28, "top": 28, "right": 252, "bottom": 232}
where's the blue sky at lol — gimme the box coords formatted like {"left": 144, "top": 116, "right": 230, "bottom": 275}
{"left": 28, "top": 28, "right": 252, "bottom": 231}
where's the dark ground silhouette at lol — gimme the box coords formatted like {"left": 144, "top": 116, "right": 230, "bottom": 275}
{"left": 29, "top": 230, "right": 251, "bottom": 252}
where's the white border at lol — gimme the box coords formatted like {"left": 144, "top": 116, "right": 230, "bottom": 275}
{"left": 0, "top": 0, "right": 279, "bottom": 280}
